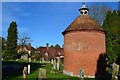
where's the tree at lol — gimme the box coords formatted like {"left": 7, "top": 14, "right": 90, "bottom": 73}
{"left": 0, "top": 36, "right": 6, "bottom": 52}
{"left": 50, "top": 45, "right": 54, "bottom": 48}
{"left": 3, "top": 21, "right": 18, "bottom": 60}
{"left": 49, "top": 44, "right": 61, "bottom": 48}
{"left": 103, "top": 10, "right": 120, "bottom": 64}
{"left": 18, "top": 32, "right": 32, "bottom": 46}
{"left": 88, "top": 3, "right": 111, "bottom": 26}
{"left": 54, "top": 44, "right": 61, "bottom": 48}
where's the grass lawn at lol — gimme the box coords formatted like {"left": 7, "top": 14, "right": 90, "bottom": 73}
{"left": 2, "top": 61, "right": 78, "bottom": 80}
{"left": 3, "top": 61, "right": 109, "bottom": 80}
{"left": 2, "top": 60, "right": 45, "bottom": 79}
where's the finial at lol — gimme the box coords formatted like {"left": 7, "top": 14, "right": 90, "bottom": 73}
{"left": 82, "top": 3, "right": 86, "bottom": 8}
{"left": 79, "top": 3, "right": 89, "bottom": 15}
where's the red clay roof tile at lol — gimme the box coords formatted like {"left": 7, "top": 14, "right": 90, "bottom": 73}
{"left": 62, "top": 15, "right": 105, "bottom": 35}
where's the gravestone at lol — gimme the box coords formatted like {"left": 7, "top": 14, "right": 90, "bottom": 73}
{"left": 28, "top": 64, "right": 30, "bottom": 74}
{"left": 21, "top": 54, "right": 28, "bottom": 60}
{"left": 23, "top": 66, "right": 27, "bottom": 80}
{"left": 37, "top": 68, "right": 46, "bottom": 79}
{"left": 34, "top": 59, "right": 36, "bottom": 62}
{"left": 27, "top": 51, "right": 31, "bottom": 75}
{"left": 53, "top": 58, "right": 56, "bottom": 69}
{"left": 112, "top": 63, "right": 119, "bottom": 80}
{"left": 50, "top": 68, "right": 55, "bottom": 74}
{"left": 39, "top": 61, "right": 41, "bottom": 63}
{"left": 51, "top": 59, "right": 53, "bottom": 64}
{"left": 29, "top": 58, "right": 31, "bottom": 62}
{"left": 56, "top": 57, "right": 60, "bottom": 70}
{"left": 16, "top": 59, "right": 18, "bottom": 61}
{"left": 41, "top": 57, "right": 45, "bottom": 63}
{"left": 78, "top": 68, "right": 84, "bottom": 80}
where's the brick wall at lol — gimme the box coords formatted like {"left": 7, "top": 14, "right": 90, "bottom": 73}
{"left": 63, "top": 31, "right": 106, "bottom": 76}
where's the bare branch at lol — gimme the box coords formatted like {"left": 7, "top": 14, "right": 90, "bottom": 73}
{"left": 18, "top": 32, "right": 32, "bottom": 46}
{"left": 87, "top": 3, "right": 111, "bottom": 26}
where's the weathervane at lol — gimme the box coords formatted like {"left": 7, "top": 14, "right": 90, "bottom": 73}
{"left": 82, "top": 3, "right": 86, "bottom": 8}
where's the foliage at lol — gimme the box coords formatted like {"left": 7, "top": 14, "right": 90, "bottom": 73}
{"left": 50, "top": 45, "right": 54, "bottom": 48}
{"left": 3, "top": 21, "right": 18, "bottom": 60}
{"left": 0, "top": 36, "right": 6, "bottom": 52}
{"left": 31, "top": 51, "right": 41, "bottom": 61}
{"left": 103, "top": 10, "right": 120, "bottom": 64}
{"left": 18, "top": 51, "right": 28, "bottom": 55}
{"left": 88, "top": 3, "right": 111, "bottom": 26}
{"left": 54, "top": 44, "right": 61, "bottom": 48}
{"left": 18, "top": 32, "right": 32, "bottom": 46}
{"left": 50, "top": 44, "right": 61, "bottom": 48}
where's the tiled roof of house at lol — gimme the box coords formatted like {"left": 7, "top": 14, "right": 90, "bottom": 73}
{"left": 25, "top": 45, "right": 36, "bottom": 51}
{"left": 17, "top": 43, "right": 36, "bottom": 51}
{"left": 37, "top": 47, "right": 63, "bottom": 59}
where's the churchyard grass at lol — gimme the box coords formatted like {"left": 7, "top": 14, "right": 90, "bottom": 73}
{"left": 2, "top": 61, "right": 78, "bottom": 79}
{"left": 3, "top": 61, "right": 108, "bottom": 80}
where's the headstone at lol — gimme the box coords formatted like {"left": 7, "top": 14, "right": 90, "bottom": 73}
{"left": 116, "top": 65, "right": 119, "bottom": 75}
{"left": 28, "top": 64, "right": 30, "bottom": 74}
{"left": 23, "top": 67, "right": 27, "bottom": 79}
{"left": 56, "top": 57, "right": 60, "bottom": 70}
{"left": 29, "top": 58, "right": 31, "bottom": 62}
{"left": 78, "top": 68, "right": 84, "bottom": 80}
{"left": 53, "top": 58, "right": 56, "bottom": 69}
{"left": 112, "top": 63, "right": 119, "bottom": 80}
{"left": 47, "top": 61, "right": 50, "bottom": 63}
{"left": 50, "top": 68, "right": 55, "bottom": 74}
{"left": 39, "top": 61, "right": 41, "bottom": 63}
{"left": 16, "top": 59, "right": 18, "bottom": 61}
{"left": 38, "top": 68, "right": 46, "bottom": 78}
{"left": 51, "top": 59, "right": 53, "bottom": 64}
{"left": 41, "top": 57, "right": 45, "bottom": 63}
{"left": 34, "top": 59, "right": 36, "bottom": 62}
{"left": 21, "top": 54, "right": 28, "bottom": 60}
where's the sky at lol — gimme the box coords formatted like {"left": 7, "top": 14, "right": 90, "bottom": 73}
{"left": 2, "top": 1, "right": 119, "bottom": 48}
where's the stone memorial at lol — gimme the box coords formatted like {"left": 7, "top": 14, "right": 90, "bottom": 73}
{"left": 56, "top": 57, "right": 60, "bottom": 70}
{"left": 112, "top": 63, "right": 119, "bottom": 80}
{"left": 34, "top": 59, "right": 36, "bottom": 62}
{"left": 38, "top": 68, "right": 46, "bottom": 79}
{"left": 41, "top": 57, "right": 45, "bottom": 63}
{"left": 50, "top": 68, "right": 55, "bottom": 74}
{"left": 16, "top": 59, "right": 18, "bottom": 61}
{"left": 78, "top": 68, "right": 84, "bottom": 80}
{"left": 28, "top": 51, "right": 31, "bottom": 74}
{"left": 53, "top": 58, "right": 56, "bottom": 69}
{"left": 23, "top": 66, "right": 27, "bottom": 80}
{"left": 51, "top": 59, "right": 53, "bottom": 64}
{"left": 28, "top": 64, "right": 30, "bottom": 74}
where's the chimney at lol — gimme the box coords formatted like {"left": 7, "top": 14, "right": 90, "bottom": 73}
{"left": 28, "top": 43, "right": 31, "bottom": 47}
{"left": 46, "top": 43, "right": 49, "bottom": 50}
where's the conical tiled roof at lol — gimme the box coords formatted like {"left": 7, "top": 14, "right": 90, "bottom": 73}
{"left": 62, "top": 3, "right": 105, "bottom": 35}
{"left": 62, "top": 15, "right": 105, "bottom": 35}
